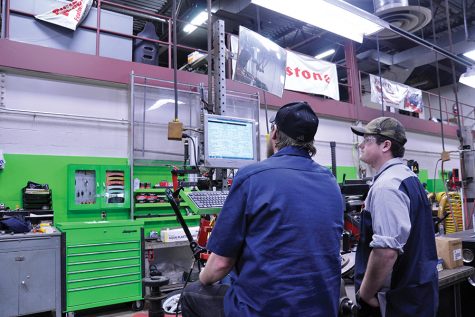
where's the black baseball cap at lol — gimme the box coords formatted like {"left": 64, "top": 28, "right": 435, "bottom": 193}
{"left": 271, "top": 101, "right": 319, "bottom": 142}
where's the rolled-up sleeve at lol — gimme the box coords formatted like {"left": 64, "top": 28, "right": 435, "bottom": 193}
{"left": 369, "top": 187, "right": 411, "bottom": 254}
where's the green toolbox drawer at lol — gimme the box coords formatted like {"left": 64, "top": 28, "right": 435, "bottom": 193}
{"left": 67, "top": 281, "right": 142, "bottom": 311}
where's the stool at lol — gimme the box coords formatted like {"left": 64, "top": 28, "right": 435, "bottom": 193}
{"left": 143, "top": 276, "right": 170, "bottom": 317}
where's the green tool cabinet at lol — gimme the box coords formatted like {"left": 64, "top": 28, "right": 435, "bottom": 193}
{"left": 57, "top": 221, "right": 144, "bottom": 315}
{"left": 68, "top": 164, "right": 130, "bottom": 211}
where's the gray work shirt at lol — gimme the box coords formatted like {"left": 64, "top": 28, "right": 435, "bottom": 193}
{"left": 365, "top": 158, "right": 413, "bottom": 254}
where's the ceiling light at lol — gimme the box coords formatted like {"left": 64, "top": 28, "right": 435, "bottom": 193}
{"left": 463, "top": 49, "right": 475, "bottom": 61}
{"left": 459, "top": 67, "right": 475, "bottom": 89}
{"left": 183, "top": 11, "right": 208, "bottom": 34}
{"left": 147, "top": 99, "right": 184, "bottom": 111}
{"left": 251, "top": 0, "right": 388, "bottom": 43}
{"left": 315, "top": 49, "right": 335, "bottom": 59}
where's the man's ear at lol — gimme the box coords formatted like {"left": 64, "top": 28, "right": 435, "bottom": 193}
{"left": 381, "top": 139, "right": 392, "bottom": 153}
{"left": 271, "top": 128, "right": 278, "bottom": 140}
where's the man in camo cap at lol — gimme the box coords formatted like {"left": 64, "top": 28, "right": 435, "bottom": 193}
{"left": 351, "top": 117, "right": 438, "bottom": 317}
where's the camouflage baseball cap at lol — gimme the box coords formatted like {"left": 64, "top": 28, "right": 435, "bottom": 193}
{"left": 351, "top": 117, "right": 407, "bottom": 145}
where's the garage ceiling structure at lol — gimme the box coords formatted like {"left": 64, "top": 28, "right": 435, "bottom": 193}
{"left": 71, "top": 1, "right": 475, "bottom": 91}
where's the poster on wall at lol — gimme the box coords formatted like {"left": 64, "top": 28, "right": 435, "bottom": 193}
{"left": 370, "top": 74, "right": 424, "bottom": 113}
{"left": 233, "top": 26, "right": 287, "bottom": 97}
{"left": 285, "top": 51, "right": 340, "bottom": 100}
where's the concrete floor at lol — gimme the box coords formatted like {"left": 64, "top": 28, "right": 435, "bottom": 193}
{"left": 27, "top": 283, "right": 356, "bottom": 317}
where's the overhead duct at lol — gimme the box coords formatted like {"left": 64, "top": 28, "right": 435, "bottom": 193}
{"left": 371, "top": 0, "right": 432, "bottom": 40}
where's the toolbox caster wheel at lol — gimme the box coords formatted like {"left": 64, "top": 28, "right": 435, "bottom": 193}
{"left": 132, "top": 300, "right": 145, "bottom": 311}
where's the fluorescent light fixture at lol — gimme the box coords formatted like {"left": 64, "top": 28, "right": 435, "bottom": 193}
{"left": 183, "top": 11, "right": 208, "bottom": 34}
{"left": 463, "top": 49, "right": 475, "bottom": 61}
{"left": 315, "top": 49, "right": 335, "bottom": 59}
{"left": 147, "top": 99, "right": 184, "bottom": 111}
{"left": 459, "top": 67, "right": 475, "bottom": 89}
{"left": 251, "top": 0, "right": 388, "bottom": 43}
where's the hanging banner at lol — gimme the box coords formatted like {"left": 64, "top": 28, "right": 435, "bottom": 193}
{"left": 35, "top": 0, "right": 93, "bottom": 31}
{"left": 284, "top": 51, "right": 340, "bottom": 101}
{"left": 370, "top": 74, "right": 424, "bottom": 113}
{"left": 233, "top": 27, "right": 287, "bottom": 97}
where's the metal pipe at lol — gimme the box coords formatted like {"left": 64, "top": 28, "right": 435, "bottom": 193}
{"left": 172, "top": 0, "right": 178, "bottom": 119}
{"left": 462, "top": 0, "right": 469, "bottom": 41}
{"left": 168, "top": 19, "right": 172, "bottom": 68}
{"left": 133, "top": 148, "right": 184, "bottom": 157}
{"left": 1, "top": 0, "right": 7, "bottom": 39}
{"left": 388, "top": 24, "right": 473, "bottom": 67}
{"left": 207, "top": 0, "right": 213, "bottom": 108}
{"left": 444, "top": 0, "right": 463, "bottom": 135}
{"left": 96, "top": 0, "right": 102, "bottom": 56}
{"left": 129, "top": 71, "right": 135, "bottom": 220}
{"left": 4, "top": 0, "right": 9, "bottom": 39}
{"left": 0, "top": 107, "right": 129, "bottom": 124}
{"left": 430, "top": 0, "right": 446, "bottom": 151}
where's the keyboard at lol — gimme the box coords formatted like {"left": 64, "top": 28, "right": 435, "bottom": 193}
{"left": 181, "top": 191, "right": 229, "bottom": 215}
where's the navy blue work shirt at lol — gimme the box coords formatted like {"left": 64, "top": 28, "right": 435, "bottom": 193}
{"left": 207, "top": 146, "right": 344, "bottom": 317}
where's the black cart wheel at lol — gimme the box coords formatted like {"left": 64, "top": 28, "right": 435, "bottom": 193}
{"left": 131, "top": 299, "right": 145, "bottom": 311}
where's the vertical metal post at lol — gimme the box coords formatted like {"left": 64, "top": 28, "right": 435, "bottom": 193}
{"left": 207, "top": 0, "right": 213, "bottom": 108}
{"left": 96, "top": 0, "right": 102, "bottom": 56}
{"left": 213, "top": 19, "right": 226, "bottom": 115}
{"left": 344, "top": 41, "right": 361, "bottom": 120}
{"left": 2, "top": 0, "right": 10, "bottom": 39}
{"left": 130, "top": 71, "right": 135, "bottom": 220}
{"left": 461, "top": 126, "right": 475, "bottom": 230}
{"left": 330, "top": 141, "right": 337, "bottom": 178}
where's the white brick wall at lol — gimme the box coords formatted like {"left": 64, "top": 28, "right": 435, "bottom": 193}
{"left": 0, "top": 71, "right": 461, "bottom": 177}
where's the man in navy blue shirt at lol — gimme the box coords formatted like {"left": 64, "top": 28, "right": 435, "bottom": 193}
{"left": 181, "top": 101, "right": 344, "bottom": 317}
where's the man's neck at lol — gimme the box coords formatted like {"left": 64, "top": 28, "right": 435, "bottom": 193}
{"left": 371, "top": 155, "right": 395, "bottom": 172}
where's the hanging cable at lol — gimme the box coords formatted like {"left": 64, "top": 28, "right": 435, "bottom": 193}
{"left": 430, "top": 0, "right": 446, "bottom": 151}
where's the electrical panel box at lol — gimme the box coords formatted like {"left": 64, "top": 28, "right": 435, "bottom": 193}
{"left": 68, "top": 164, "right": 130, "bottom": 211}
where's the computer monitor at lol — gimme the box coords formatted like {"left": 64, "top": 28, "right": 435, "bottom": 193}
{"left": 204, "top": 114, "right": 258, "bottom": 169}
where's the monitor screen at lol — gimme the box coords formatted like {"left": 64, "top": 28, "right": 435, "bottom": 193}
{"left": 204, "top": 114, "right": 258, "bottom": 169}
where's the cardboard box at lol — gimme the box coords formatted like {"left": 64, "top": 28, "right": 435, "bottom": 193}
{"left": 435, "top": 236, "right": 463, "bottom": 269}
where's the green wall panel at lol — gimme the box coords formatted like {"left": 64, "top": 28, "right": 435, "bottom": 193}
{"left": 0, "top": 154, "right": 128, "bottom": 223}
{"left": 1, "top": 153, "right": 448, "bottom": 226}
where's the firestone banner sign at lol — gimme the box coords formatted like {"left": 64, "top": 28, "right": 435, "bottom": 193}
{"left": 370, "top": 74, "right": 424, "bottom": 113}
{"left": 285, "top": 51, "right": 340, "bottom": 101}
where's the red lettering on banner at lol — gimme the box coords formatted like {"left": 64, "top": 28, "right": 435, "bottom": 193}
{"left": 286, "top": 66, "right": 331, "bottom": 83}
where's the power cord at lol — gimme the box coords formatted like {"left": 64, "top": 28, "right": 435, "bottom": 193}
{"left": 182, "top": 133, "right": 199, "bottom": 168}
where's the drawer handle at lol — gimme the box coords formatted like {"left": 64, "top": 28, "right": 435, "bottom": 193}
{"left": 15, "top": 256, "right": 25, "bottom": 261}
{"left": 122, "top": 230, "right": 137, "bottom": 233}
{"left": 68, "top": 280, "right": 139, "bottom": 292}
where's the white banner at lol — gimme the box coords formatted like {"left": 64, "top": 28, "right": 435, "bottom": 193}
{"left": 370, "top": 74, "right": 424, "bottom": 113}
{"left": 285, "top": 51, "right": 340, "bottom": 101}
{"left": 35, "top": 0, "right": 93, "bottom": 31}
